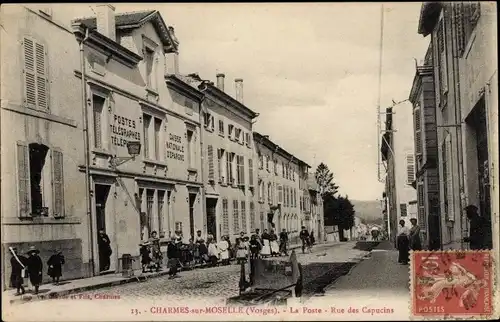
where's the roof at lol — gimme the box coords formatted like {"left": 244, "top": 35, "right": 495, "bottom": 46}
{"left": 183, "top": 73, "right": 259, "bottom": 119}
{"left": 253, "top": 132, "right": 311, "bottom": 168}
{"left": 73, "top": 10, "right": 177, "bottom": 50}
{"left": 417, "top": 2, "right": 442, "bottom": 36}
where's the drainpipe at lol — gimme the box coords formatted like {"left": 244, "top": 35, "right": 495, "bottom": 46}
{"left": 198, "top": 81, "right": 208, "bottom": 238}
{"left": 451, "top": 5, "right": 466, "bottom": 249}
{"left": 79, "top": 28, "right": 95, "bottom": 276}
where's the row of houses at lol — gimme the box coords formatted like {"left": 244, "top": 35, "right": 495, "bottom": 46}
{"left": 381, "top": 2, "right": 497, "bottom": 254}
{"left": 0, "top": 4, "right": 324, "bottom": 287}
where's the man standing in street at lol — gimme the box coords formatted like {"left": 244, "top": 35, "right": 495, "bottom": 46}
{"left": 98, "top": 230, "right": 112, "bottom": 271}
{"left": 463, "top": 205, "right": 488, "bottom": 250}
{"left": 299, "top": 226, "right": 310, "bottom": 254}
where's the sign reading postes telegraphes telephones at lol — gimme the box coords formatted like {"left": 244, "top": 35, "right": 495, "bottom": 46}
{"left": 110, "top": 114, "right": 141, "bottom": 148}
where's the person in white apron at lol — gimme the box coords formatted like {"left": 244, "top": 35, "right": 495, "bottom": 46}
{"left": 218, "top": 236, "right": 230, "bottom": 265}
{"left": 261, "top": 229, "right": 271, "bottom": 258}
{"left": 269, "top": 229, "right": 280, "bottom": 256}
{"left": 236, "top": 238, "right": 248, "bottom": 264}
{"left": 207, "top": 236, "right": 219, "bottom": 267}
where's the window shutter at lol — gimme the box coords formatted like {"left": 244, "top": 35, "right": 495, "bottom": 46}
{"left": 248, "top": 159, "right": 254, "bottom": 186}
{"left": 414, "top": 107, "right": 422, "bottom": 155}
{"left": 207, "top": 145, "right": 214, "bottom": 181}
{"left": 406, "top": 154, "right": 415, "bottom": 184}
{"left": 23, "top": 38, "right": 37, "bottom": 108}
{"left": 240, "top": 156, "right": 245, "bottom": 185}
{"left": 52, "top": 149, "right": 65, "bottom": 218}
{"left": 17, "top": 142, "right": 31, "bottom": 218}
{"left": 222, "top": 199, "right": 229, "bottom": 235}
{"left": 35, "top": 42, "right": 48, "bottom": 109}
{"left": 445, "top": 137, "right": 454, "bottom": 221}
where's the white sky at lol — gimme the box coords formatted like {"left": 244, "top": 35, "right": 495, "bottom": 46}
{"left": 113, "top": 3, "right": 430, "bottom": 201}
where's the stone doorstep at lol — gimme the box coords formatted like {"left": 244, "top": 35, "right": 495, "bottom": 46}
{"left": 8, "top": 270, "right": 170, "bottom": 305}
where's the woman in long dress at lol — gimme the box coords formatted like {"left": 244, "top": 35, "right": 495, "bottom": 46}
{"left": 218, "top": 236, "right": 230, "bottom": 265}
{"left": 236, "top": 238, "right": 248, "bottom": 264}
{"left": 397, "top": 220, "right": 410, "bottom": 265}
{"left": 207, "top": 236, "right": 219, "bottom": 267}
{"left": 269, "top": 230, "right": 280, "bottom": 257}
{"left": 260, "top": 229, "right": 271, "bottom": 257}
{"left": 409, "top": 218, "right": 422, "bottom": 251}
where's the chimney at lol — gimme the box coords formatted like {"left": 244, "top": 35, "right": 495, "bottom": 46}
{"left": 96, "top": 4, "right": 116, "bottom": 41}
{"left": 216, "top": 73, "right": 225, "bottom": 91}
{"left": 235, "top": 78, "right": 243, "bottom": 103}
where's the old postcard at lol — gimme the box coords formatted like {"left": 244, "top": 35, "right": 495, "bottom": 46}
{"left": 1, "top": 2, "right": 498, "bottom": 321}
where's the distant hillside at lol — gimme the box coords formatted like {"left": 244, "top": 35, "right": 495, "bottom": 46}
{"left": 351, "top": 200, "right": 384, "bottom": 225}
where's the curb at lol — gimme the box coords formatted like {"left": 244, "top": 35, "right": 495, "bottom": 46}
{"left": 8, "top": 271, "right": 170, "bottom": 305}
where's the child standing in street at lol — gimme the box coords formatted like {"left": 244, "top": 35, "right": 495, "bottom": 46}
{"left": 47, "top": 249, "right": 65, "bottom": 285}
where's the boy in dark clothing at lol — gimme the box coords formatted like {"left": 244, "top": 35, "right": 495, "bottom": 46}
{"left": 140, "top": 242, "right": 152, "bottom": 273}
{"left": 299, "top": 226, "right": 310, "bottom": 254}
{"left": 279, "top": 229, "right": 289, "bottom": 256}
{"left": 26, "top": 246, "right": 43, "bottom": 294}
{"left": 167, "top": 238, "right": 180, "bottom": 278}
{"left": 47, "top": 249, "right": 65, "bottom": 285}
{"left": 249, "top": 235, "right": 262, "bottom": 259}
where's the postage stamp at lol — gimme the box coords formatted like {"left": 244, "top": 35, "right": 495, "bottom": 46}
{"left": 411, "top": 250, "right": 495, "bottom": 319}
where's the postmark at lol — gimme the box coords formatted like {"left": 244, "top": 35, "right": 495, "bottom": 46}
{"left": 410, "top": 250, "right": 494, "bottom": 320}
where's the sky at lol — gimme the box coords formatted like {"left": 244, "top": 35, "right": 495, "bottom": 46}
{"left": 85, "top": 3, "right": 430, "bottom": 201}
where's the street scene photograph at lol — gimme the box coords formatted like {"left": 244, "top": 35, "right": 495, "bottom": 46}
{"left": 1, "top": 2, "right": 498, "bottom": 321}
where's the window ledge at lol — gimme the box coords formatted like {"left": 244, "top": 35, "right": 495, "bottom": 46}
{"left": 3, "top": 217, "right": 81, "bottom": 225}
{"left": 143, "top": 159, "right": 168, "bottom": 168}
{"left": 218, "top": 133, "right": 225, "bottom": 138}
{"left": 188, "top": 167, "right": 198, "bottom": 173}
{"left": 220, "top": 182, "right": 228, "bottom": 187}
{"left": 146, "top": 87, "right": 159, "bottom": 97}
{"left": 92, "top": 149, "right": 113, "bottom": 157}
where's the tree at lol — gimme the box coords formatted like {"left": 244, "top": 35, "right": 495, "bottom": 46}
{"left": 323, "top": 193, "right": 355, "bottom": 241}
{"left": 315, "top": 163, "right": 339, "bottom": 198}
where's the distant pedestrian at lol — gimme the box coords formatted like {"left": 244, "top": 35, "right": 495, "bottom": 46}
{"left": 396, "top": 220, "right": 410, "bottom": 265}
{"left": 195, "top": 230, "right": 208, "bottom": 264}
{"left": 98, "top": 230, "right": 112, "bottom": 271}
{"left": 279, "top": 229, "right": 289, "bottom": 256}
{"left": 261, "top": 229, "right": 271, "bottom": 257}
{"left": 207, "top": 236, "right": 219, "bottom": 267}
{"left": 236, "top": 238, "right": 248, "bottom": 264}
{"left": 310, "top": 230, "right": 316, "bottom": 245}
{"left": 249, "top": 234, "right": 262, "bottom": 259}
{"left": 26, "top": 246, "right": 43, "bottom": 294}
{"left": 167, "top": 237, "right": 180, "bottom": 278}
{"left": 299, "top": 226, "right": 310, "bottom": 254}
{"left": 140, "top": 241, "right": 152, "bottom": 273}
{"left": 409, "top": 218, "right": 422, "bottom": 251}
{"left": 9, "top": 247, "right": 27, "bottom": 295}
{"left": 47, "top": 249, "right": 65, "bottom": 285}
{"left": 269, "top": 229, "right": 279, "bottom": 256}
{"left": 463, "top": 205, "right": 488, "bottom": 250}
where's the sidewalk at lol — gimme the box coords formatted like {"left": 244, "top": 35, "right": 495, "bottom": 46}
{"left": 323, "top": 241, "right": 410, "bottom": 296}
{"left": 3, "top": 241, "right": 331, "bottom": 305}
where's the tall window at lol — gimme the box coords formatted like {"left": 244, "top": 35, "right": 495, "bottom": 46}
{"left": 267, "top": 182, "right": 272, "bottom": 204}
{"left": 145, "top": 47, "right": 155, "bottom": 89}
{"left": 417, "top": 182, "right": 426, "bottom": 231}
{"left": 228, "top": 124, "right": 234, "bottom": 140}
{"left": 250, "top": 202, "right": 256, "bottom": 231}
{"left": 23, "top": 37, "right": 48, "bottom": 110}
{"left": 414, "top": 104, "right": 422, "bottom": 156}
{"left": 146, "top": 190, "right": 154, "bottom": 237}
{"left": 222, "top": 199, "right": 229, "bottom": 235}
{"left": 241, "top": 201, "right": 247, "bottom": 233}
{"left": 245, "top": 133, "right": 251, "bottom": 147}
{"left": 204, "top": 112, "right": 214, "bottom": 131}
{"left": 218, "top": 119, "right": 225, "bottom": 136}
{"left": 218, "top": 148, "right": 226, "bottom": 184}
{"left": 226, "top": 151, "right": 232, "bottom": 184}
{"left": 400, "top": 203, "right": 408, "bottom": 217}
{"left": 158, "top": 190, "right": 165, "bottom": 236}
{"left": 93, "top": 95, "right": 105, "bottom": 149}
{"left": 278, "top": 185, "right": 283, "bottom": 203}
{"left": 143, "top": 114, "right": 151, "bottom": 158}
{"left": 406, "top": 154, "right": 415, "bottom": 185}
{"left": 233, "top": 200, "right": 239, "bottom": 232}
{"left": 237, "top": 155, "right": 245, "bottom": 185}
{"left": 154, "top": 118, "right": 162, "bottom": 160}
{"left": 258, "top": 180, "right": 264, "bottom": 202}
{"left": 258, "top": 153, "right": 264, "bottom": 169}
{"left": 186, "top": 129, "right": 194, "bottom": 168}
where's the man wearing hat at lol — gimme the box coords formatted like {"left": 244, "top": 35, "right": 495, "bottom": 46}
{"left": 463, "top": 205, "right": 488, "bottom": 250}
{"left": 26, "top": 246, "right": 43, "bottom": 294}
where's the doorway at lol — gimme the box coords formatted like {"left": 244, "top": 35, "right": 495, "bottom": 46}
{"left": 469, "top": 100, "right": 492, "bottom": 248}
{"left": 95, "top": 184, "right": 111, "bottom": 272}
{"left": 206, "top": 198, "right": 218, "bottom": 240}
{"left": 189, "top": 193, "right": 197, "bottom": 239}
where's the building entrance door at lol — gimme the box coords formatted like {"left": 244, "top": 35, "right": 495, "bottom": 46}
{"left": 206, "top": 198, "right": 218, "bottom": 240}
{"left": 95, "top": 184, "right": 111, "bottom": 272}
{"left": 189, "top": 193, "right": 197, "bottom": 239}
{"left": 472, "top": 102, "right": 492, "bottom": 249}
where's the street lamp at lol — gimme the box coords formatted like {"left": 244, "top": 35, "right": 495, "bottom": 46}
{"left": 110, "top": 141, "right": 141, "bottom": 169}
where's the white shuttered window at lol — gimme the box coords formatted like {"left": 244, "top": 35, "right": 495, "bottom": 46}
{"left": 23, "top": 37, "right": 49, "bottom": 110}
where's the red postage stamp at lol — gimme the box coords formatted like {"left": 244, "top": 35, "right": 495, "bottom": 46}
{"left": 411, "top": 250, "right": 494, "bottom": 319}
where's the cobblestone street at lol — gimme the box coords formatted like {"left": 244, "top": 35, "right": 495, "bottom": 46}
{"left": 4, "top": 242, "right": 369, "bottom": 320}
